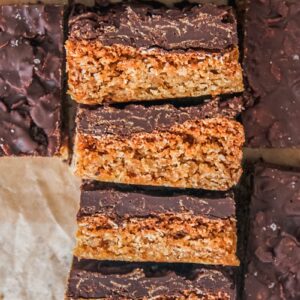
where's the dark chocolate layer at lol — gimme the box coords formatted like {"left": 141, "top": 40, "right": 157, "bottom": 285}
{"left": 69, "top": 3, "right": 238, "bottom": 51}
{"left": 244, "top": 164, "right": 300, "bottom": 299}
{"left": 77, "top": 97, "right": 243, "bottom": 138}
{"left": 0, "top": 5, "right": 63, "bottom": 156}
{"left": 242, "top": 0, "right": 300, "bottom": 148}
{"left": 78, "top": 181, "right": 235, "bottom": 220}
{"left": 66, "top": 258, "right": 235, "bottom": 299}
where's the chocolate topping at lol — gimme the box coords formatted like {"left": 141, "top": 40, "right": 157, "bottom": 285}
{"left": 242, "top": 0, "right": 300, "bottom": 148}
{"left": 69, "top": 3, "right": 238, "bottom": 51}
{"left": 78, "top": 181, "right": 235, "bottom": 220}
{"left": 67, "top": 258, "right": 235, "bottom": 299}
{"left": 0, "top": 5, "right": 63, "bottom": 156}
{"left": 244, "top": 164, "right": 300, "bottom": 299}
{"left": 77, "top": 97, "right": 243, "bottom": 138}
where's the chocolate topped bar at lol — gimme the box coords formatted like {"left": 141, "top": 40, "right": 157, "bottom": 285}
{"left": 73, "top": 98, "right": 245, "bottom": 190}
{"left": 0, "top": 5, "right": 63, "bottom": 156}
{"left": 244, "top": 164, "right": 300, "bottom": 299}
{"left": 74, "top": 181, "right": 239, "bottom": 265}
{"left": 69, "top": 3, "right": 237, "bottom": 51}
{"left": 242, "top": 0, "right": 300, "bottom": 148}
{"left": 66, "top": 258, "right": 236, "bottom": 299}
{"left": 78, "top": 181, "right": 235, "bottom": 220}
{"left": 77, "top": 97, "right": 243, "bottom": 137}
{"left": 66, "top": 2, "right": 243, "bottom": 104}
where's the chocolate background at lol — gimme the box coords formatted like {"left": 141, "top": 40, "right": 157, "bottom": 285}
{"left": 0, "top": 4, "right": 64, "bottom": 156}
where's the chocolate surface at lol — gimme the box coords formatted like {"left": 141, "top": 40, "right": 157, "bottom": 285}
{"left": 242, "top": 0, "right": 300, "bottom": 148}
{"left": 244, "top": 164, "right": 300, "bottom": 299}
{"left": 78, "top": 181, "right": 235, "bottom": 220}
{"left": 69, "top": 3, "right": 238, "bottom": 51}
{"left": 67, "top": 258, "right": 235, "bottom": 299}
{"left": 77, "top": 97, "right": 243, "bottom": 137}
{"left": 0, "top": 5, "right": 63, "bottom": 156}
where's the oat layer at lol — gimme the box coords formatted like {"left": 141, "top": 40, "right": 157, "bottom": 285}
{"left": 75, "top": 213, "right": 238, "bottom": 266}
{"left": 66, "top": 41, "right": 244, "bottom": 104}
{"left": 73, "top": 117, "right": 244, "bottom": 190}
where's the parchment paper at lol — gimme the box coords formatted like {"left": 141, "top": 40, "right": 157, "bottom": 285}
{"left": 0, "top": 158, "right": 80, "bottom": 300}
{"left": 0, "top": 0, "right": 77, "bottom": 298}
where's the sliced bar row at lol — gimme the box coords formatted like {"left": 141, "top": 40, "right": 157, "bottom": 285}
{"left": 65, "top": 2, "right": 244, "bottom": 300}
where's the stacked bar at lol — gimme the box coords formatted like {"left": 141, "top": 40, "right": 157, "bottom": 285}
{"left": 73, "top": 98, "right": 244, "bottom": 190}
{"left": 74, "top": 181, "right": 239, "bottom": 265}
{"left": 242, "top": 0, "right": 300, "bottom": 148}
{"left": 0, "top": 4, "right": 64, "bottom": 156}
{"left": 66, "top": 3, "right": 244, "bottom": 104}
{"left": 66, "top": 2, "right": 244, "bottom": 299}
{"left": 244, "top": 164, "right": 300, "bottom": 299}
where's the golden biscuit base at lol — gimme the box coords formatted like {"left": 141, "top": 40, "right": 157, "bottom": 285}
{"left": 74, "top": 213, "right": 238, "bottom": 266}
{"left": 73, "top": 117, "right": 244, "bottom": 190}
{"left": 66, "top": 40, "right": 244, "bottom": 104}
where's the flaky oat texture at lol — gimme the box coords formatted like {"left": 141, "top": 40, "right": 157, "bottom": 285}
{"left": 73, "top": 117, "right": 245, "bottom": 190}
{"left": 66, "top": 41, "right": 244, "bottom": 104}
{"left": 75, "top": 213, "right": 238, "bottom": 266}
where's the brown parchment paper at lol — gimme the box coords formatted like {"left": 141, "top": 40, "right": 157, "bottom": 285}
{"left": 0, "top": 158, "right": 80, "bottom": 300}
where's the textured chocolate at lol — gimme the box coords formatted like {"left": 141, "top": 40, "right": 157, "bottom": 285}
{"left": 77, "top": 97, "right": 243, "bottom": 138}
{"left": 0, "top": 5, "right": 63, "bottom": 156}
{"left": 244, "top": 164, "right": 300, "bottom": 299}
{"left": 69, "top": 2, "right": 238, "bottom": 51}
{"left": 66, "top": 258, "right": 236, "bottom": 299}
{"left": 78, "top": 181, "right": 235, "bottom": 220}
{"left": 242, "top": 0, "right": 300, "bottom": 148}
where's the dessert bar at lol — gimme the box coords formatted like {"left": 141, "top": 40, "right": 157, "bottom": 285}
{"left": 0, "top": 5, "right": 63, "bottom": 156}
{"left": 66, "top": 3, "right": 244, "bottom": 104}
{"left": 244, "top": 164, "right": 300, "bottom": 299}
{"left": 74, "top": 181, "right": 239, "bottom": 266}
{"left": 66, "top": 258, "right": 236, "bottom": 299}
{"left": 72, "top": 98, "right": 245, "bottom": 190}
{"left": 242, "top": 0, "right": 300, "bottom": 148}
